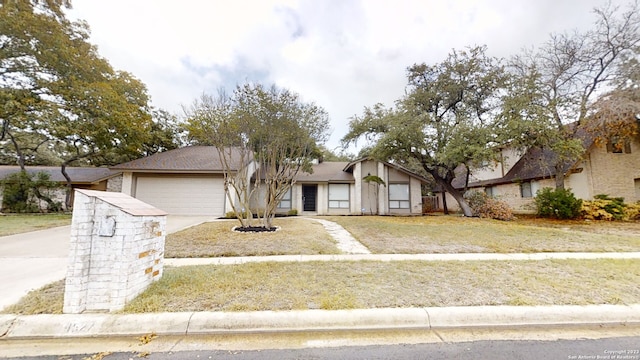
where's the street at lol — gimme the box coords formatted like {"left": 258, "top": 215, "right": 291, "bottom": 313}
{"left": 6, "top": 336, "right": 640, "bottom": 360}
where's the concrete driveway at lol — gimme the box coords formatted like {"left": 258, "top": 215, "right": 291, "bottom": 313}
{"left": 0, "top": 215, "right": 216, "bottom": 311}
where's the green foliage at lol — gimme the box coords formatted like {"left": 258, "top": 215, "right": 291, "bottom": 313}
{"left": 464, "top": 191, "right": 514, "bottom": 221}
{"left": 582, "top": 195, "right": 638, "bottom": 221}
{"left": 534, "top": 188, "right": 582, "bottom": 219}
{"left": 342, "top": 46, "right": 510, "bottom": 217}
{"left": 287, "top": 209, "right": 298, "bottom": 216}
{"left": 1, "top": 170, "right": 61, "bottom": 213}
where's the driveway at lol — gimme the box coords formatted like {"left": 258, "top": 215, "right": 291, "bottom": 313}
{"left": 0, "top": 216, "right": 216, "bottom": 311}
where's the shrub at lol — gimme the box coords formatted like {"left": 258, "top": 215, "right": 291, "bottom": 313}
{"left": 581, "top": 194, "right": 626, "bottom": 221}
{"left": 464, "top": 191, "right": 514, "bottom": 221}
{"left": 287, "top": 209, "right": 298, "bottom": 216}
{"left": 534, "top": 187, "right": 582, "bottom": 219}
{"left": 625, "top": 202, "right": 640, "bottom": 220}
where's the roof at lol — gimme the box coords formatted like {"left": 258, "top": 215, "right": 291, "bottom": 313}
{"left": 450, "top": 125, "right": 597, "bottom": 189}
{"left": 296, "top": 161, "right": 354, "bottom": 182}
{"left": 0, "top": 166, "right": 118, "bottom": 184}
{"left": 111, "top": 146, "right": 248, "bottom": 173}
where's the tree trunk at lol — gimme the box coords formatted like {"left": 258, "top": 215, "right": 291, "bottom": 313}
{"left": 554, "top": 163, "right": 565, "bottom": 190}
{"left": 61, "top": 162, "right": 74, "bottom": 210}
{"left": 439, "top": 179, "right": 473, "bottom": 217}
{"left": 442, "top": 192, "right": 449, "bottom": 215}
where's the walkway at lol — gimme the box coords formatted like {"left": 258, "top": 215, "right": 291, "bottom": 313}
{"left": 164, "top": 251, "right": 640, "bottom": 266}
{"left": 309, "top": 217, "right": 371, "bottom": 254}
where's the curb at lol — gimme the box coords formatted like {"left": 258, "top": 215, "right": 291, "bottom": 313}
{"left": 1, "top": 304, "right": 639, "bottom": 340}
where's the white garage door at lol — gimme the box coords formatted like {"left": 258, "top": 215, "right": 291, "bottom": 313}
{"left": 134, "top": 176, "right": 225, "bottom": 216}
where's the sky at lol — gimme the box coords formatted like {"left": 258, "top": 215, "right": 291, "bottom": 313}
{"left": 66, "top": 0, "right": 629, "bottom": 152}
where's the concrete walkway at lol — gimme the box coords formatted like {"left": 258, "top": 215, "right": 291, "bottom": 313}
{"left": 165, "top": 251, "right": 640, "bottom": 266}
{"left": 308, "top": 218, "right": 371, "bottom": 254}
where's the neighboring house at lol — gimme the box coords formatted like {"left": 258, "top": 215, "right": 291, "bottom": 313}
{"left": 110, "top": 146, "right": 429, "bottom": 216}
{"left": 436, "top": 134, "right": 640, "bottom": 214}
{"left": 0, "top": 166, "right": 120, "bottom": 211}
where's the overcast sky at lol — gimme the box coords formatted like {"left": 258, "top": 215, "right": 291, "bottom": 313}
{"left": 66, "top": 0, "right": 629, "bottom": 151}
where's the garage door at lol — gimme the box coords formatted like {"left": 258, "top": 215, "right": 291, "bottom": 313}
{"left": 134, "top": 176, "right": 225, "bottom": 216}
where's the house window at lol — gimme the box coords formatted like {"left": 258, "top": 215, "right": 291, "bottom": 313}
{"left": 328, "top": 183, "right": 350, "bottom": 208}
{"left": 606, "top": 137, "right": 631, "bottom": 154}
{"left": 520, "top": 182, "right": 532, "bottom": 198}
{"left": 277, "top": 188, "right": 292, "bottom": 209}
{"left": 484, "top": 186, "right": 495, "bottom": 198}
{"left": 389, "top": 183, "right": 410, "bottom": 209}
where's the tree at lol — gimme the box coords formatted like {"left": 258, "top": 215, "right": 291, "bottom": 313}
{"left": 343, "top": 46, "right": 509, "bottom": 217}
{"left": 362, "top": 174, "right": 385, "bottom": 215}
{"left": 502, "top": 1, "right": 640, "bottom": 189}
{"left": 1, "top": 0, "right": 157, "bottom": 208}
{"left": 185, "top": 83, "right": 330, "bottom": 229}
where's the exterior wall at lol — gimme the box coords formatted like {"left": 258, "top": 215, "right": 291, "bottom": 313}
{"left": 584, "top": 140, "right": 640, "bottom": 202}
{"left": 360, "top": 160, "right": 379, "bottom": 215}
{"left": 63, "top": 191, "right": 166, "bottom": 313}
{"left": 107, "top": 174, "right": 123, "bottom": 192}
{"left": 409, "top": 177, "right": 423, "bottom": 215}
{"left": 470, "top": 147, "right": 525, "bottom": 182}
{"left": 121, "top": 172, "right": 134, "bottom": 195}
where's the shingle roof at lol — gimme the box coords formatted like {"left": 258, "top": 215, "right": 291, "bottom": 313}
{"left": 450, "top": 126, "right": 596, "bottom": 189}
{"left": 344, "top": 157, "right": 432, "bottom": 184}
{"left": 296, "top": 162, "right": 354, "bottom": 182}
{"left": 111, "top": 146, "right": 247, "bottom": 173}
{"left": 0, "top": 166, "right": 118, "bottom": 184}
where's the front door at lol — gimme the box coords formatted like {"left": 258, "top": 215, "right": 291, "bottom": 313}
{"left": 302, "top": 185, "right": 317, "bottom": 212}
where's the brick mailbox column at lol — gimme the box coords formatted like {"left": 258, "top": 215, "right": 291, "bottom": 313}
{"left": 63, "top": 189, "right": 168, "bottom": 314}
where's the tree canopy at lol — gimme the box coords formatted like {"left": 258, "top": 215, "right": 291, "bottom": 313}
{"left": 1, "top": 0, "right": 181, "bottom": 208}
{"left": 185, "top": 83, "right": 330, "bottom": 229}
{"left": 343, "top": 46, "right": 509, "bottom": 216}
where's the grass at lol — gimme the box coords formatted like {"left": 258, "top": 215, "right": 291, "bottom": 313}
{"left": 5, "top": 259, "right": 639, "bottom": 315}
{"left": 323, "top": 215, "right": 640, "bottom": 254}
{"left": 0, "top": 213, "right": 71, "bottom": 236}
{"left": 164, "top": 218, "right": 340, "bottom": 257}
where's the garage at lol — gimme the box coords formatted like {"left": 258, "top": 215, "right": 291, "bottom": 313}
{"left": 134, "top": 175, "right": 226, "bottom": 216}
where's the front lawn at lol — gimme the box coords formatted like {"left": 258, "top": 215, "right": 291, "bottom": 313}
{"left": 0, "top": 214, "right": 72, "bottom": 236}
{"left": 324, "top": 215, "right": 640, "bottom": 254}
{"left": 164, "top": 218, "right": 341, "bottom": 258}
{"left": 5, "top": 259, "right": 639, "bottom": 314}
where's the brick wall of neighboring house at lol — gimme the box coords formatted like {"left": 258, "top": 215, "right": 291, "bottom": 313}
{"left": 107, "top": 174, "right": 123, "bottom": 192}
{"left": 585, "top": 139, "right": 640, "bottom": 202}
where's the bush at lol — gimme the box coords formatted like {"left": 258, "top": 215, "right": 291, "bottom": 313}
{"left": 534, "top": 187, "right": 582, "bottom": 220}
{"left": 625, "top": 202, "right": 640, "bottom": 220}
{"left": 287, "top": 209, "right": 298, "bottom": 216}
{"left": 464, "top": 191, "right": 514, "bottom": 221}
{"left": 581, "top": 194, "right": 626, "bottom": 221}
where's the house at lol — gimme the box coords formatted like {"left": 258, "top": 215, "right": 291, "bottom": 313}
{"left": 111, "top": 146, "right": 429, "bottom": 216}
{"left": 436, "top": 133, "right": 640, "bottom": 214}
{"left": 0, "top": 166, "right": 120, "bottom": 211}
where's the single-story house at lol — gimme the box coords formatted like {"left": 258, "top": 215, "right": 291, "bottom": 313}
{"left": 110, "top": 146, "right": 430, "bottom": 216}
{"left": 0, "top": 165, "right": 120, "bottom": 211}
{"left": 436, "top": 133, "right": 640, "bottom": 213}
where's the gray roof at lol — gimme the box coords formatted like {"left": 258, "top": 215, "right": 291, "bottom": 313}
{"left": 296, "top": 162, "right": 354, "bottom": 182}
{"left": 0, "top": 166, "right": 118, "bottom": 184}
{"left": 111, "top": 146, "right": 248, "bottom": 173}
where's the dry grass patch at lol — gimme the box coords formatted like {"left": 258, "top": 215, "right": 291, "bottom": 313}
{"left": 165, "top": 218, "right": 340, "bottom": 258}
{"left": 323, "top": 215, "right": 640, "bottom": 253}
{"left": 6, "top": 259, "right": 638, "bottom": 314}
{"left": 2, "top": 280, "right": 64, "bottom": 315}
{"left": 0, "top": 214, "right": 71, "bottom": 236}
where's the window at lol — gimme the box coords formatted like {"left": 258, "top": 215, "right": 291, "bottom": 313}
{"left": 328, "top": 184, "right": 350, "bottom": 208}
{"left": 607, "top": 137, "right": 631, "bottom": 154}
{"left": 389, "top": 183, "right": 410, "bottom": 209}
{"left": 277, "top": 188, "right": 292, "bottom": 209}
{"left": 484, "top": 186, "right": 495, "bottom": 198}
{"left": 520, "top": 182, "right": 532, "bottom": 198}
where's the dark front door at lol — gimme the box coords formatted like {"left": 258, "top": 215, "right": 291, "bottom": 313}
{"left": 302, "top": 185, "right": 317, "bottom": 212}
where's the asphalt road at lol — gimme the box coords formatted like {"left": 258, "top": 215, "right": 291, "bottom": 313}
{"left": 7, "top": 336, "right": 640, "bottom": 360}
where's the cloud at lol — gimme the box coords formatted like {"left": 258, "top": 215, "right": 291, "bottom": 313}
{"left": 67, "top": 0, "right": 628, "bottom": 150}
